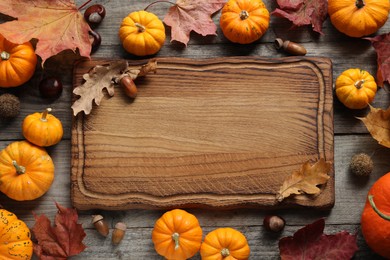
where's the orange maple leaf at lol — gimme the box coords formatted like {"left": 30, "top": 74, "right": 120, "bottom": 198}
{"left": 0, "top": 0, "right": 91, "bottom": 64}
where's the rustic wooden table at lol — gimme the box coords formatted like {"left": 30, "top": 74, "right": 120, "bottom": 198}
{"left": 1, "top": 0, "right": 390, "bottom": 259}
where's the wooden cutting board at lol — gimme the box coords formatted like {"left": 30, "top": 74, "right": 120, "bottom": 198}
{"left": 71, "top": 57, "right": 334, "bottom": 210}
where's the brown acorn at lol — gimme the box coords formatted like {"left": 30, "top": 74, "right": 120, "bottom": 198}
{"left": 275, "top": 38, "right": 307, "bottom": 56}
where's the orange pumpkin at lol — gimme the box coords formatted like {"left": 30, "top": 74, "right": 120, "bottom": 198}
{"left": 328, "top": 0, "right": 390, "bottom": 38}
{"left": 361, "top": 172, "right": 390, "bottom": 258}
{"left": 0, "top": 208, "right": 33, "bottom": 259}
{"left": 335, "top": 68, "right": 377, "bottom": 109}
{"left": 0, "top": 141, "right": 55, "bottom": 201}
{"left": 119, "top": 10, "right": 166, "bottom": 56}
{"left": 200, "top": 227, "right": 250, "bottom": 260}
{"left": 220, "top": 0, "right": 270, "bottom": 44}
{"left": 152, "top": 209, "right": 203, "bottom": 259}
{"left": 0, "top": 34, "right": 37, "bottom": 88}
{"left": 22, "top": 108, "right": 63, "bottom": 147}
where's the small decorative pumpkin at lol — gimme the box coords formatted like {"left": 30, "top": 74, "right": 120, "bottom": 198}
{"left": 22, "top": 108, "right": 63, "bottom": 147}
{"left": 335, "top": 68, "right": 377, "bottom": 109}
{"left": 220, "top": 0, "right": 270, "bottom": 44}
{"left": 152, "top": 209, "right": 203, "bottom": 259}
{"left": 119, "top": 10, "right": 166, "bottom": 56}
{"left": 0, "top": 208, "right": 33, "bottom": 259}
{"left": 0, "top": 141, "right": 55, "bottom": 201}
{"left": 200, "top": 227, "right": 250, "bottom": 260}
{"left": 328, "top": 0, "right": 390, "bottom": 38}
{"left": 0, "top": 34, "right": 37, "bottom": 88}
{"left": 361, "top": 172, "right": 390, "bottom": 258}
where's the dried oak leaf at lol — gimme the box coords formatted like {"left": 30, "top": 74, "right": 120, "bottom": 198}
{"left": 279, "top": 218, "right": 358, "bottom": 260}
{"left": 72, "top": 59, "right": 157, "bottom": 116}
{"left": 277, "top": 158, "right": 330, "bottom": 202}
{"left": 164, "top": 0, "right": 226, "bottom": 46}
{"left": 271, "top": 0, "right": 328, "bottom": 34}
{"left": 32, "top": 202, "right": 86, "bottom": 260}
{"left": 0, "top": 0, "right": 91, "bottom": 64}
{"left": 358, "top": 105, "right": 390, "bottom": 148}
{"left": 365, "top": 33, "right": 390, "bottom": 87}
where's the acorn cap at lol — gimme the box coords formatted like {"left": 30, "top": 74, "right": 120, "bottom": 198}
{"left": 114, "top": 222, "right": 127, "bottom": 231}
{"left": 92, "top": 214, "right": 104, "bottom": 224}
{"left": 0, "top": 93, "right": 20, "bottom": 118}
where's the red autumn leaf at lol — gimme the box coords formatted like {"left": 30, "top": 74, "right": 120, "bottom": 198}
{"left": 32, "top": 202, "right": 86, "bottom": 259}
{"left": 163, "top": 0, "right": 226, "bottom": 46}
{"left": 271, "top": 0, "right": 328, "bottom": 34}
{"left": 279, "top": 219, "right": 358, "bottom": 260}
{"left": 365, "top": 33, "right": 390, "bottom": 87}
{"left": 0, "top": 0, "right": 91, "bottom": 64}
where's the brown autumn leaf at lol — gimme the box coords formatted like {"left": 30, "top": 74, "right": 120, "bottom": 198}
{"left": 358, "top": 105, "right": 390, "bottom": 148}
{"left": 72, "top": 59, "right": 158, "bottom": 116}
{"left": 163, "top": 0, "right": 226, "bottom": 45}
{"left": 365, "top": 33, "right": 390, "bottom": 87}
{"left": 0, "top": 0, "right": 91, "bottom": 64}
{"left": 32, "top": 202, "right": 86, "bottom": 259}
{"left": 277, "top": 158, "right": 331, "bottom": 202}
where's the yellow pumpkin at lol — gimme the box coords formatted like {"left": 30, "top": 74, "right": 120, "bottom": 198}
{"left": 328, "top": 0, "right": 390, "bottom": 38}
{"left": 0, "top": 141, "right": 55, "bottom": 201}
{"left": 335, "top": 68, "right": 377, "bottom": 109}
{"left": 22, "top": 108, "right": 63, "bottom": 147}
{"left": 0, "top": 209, "right": 33, "bottom": 259}
{"left": 220, "top": 0, "right": 270, "bottom": 44}
{"left": 0, "top": 34, "right": 37, "bottom": 88}
{"left": 119, "top": 10, "right": 166, "bottom": 56}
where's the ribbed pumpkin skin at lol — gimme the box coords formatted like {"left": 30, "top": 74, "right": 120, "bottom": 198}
{"left": 0, "top": 34, "right": 37, "bottom": 88}
{"left": 119, "top": 10, "right": 166, "bottom": 56}
{"left": 22, "top": 110, "right": 63, "bottom": 147}
{"left": 220, "top": 0, "right": 270, "bottom": 44}
{"left": 200, "top": 227, "right": 250, "bottom": 260}
{"left": 361, "top": 172, "right": 390, "bottom": 258}
{"left": 0, "top": 209, "right": 33, "bottom": 259}
{"left": 152, "top": 209, "right": 202, "bottom": 260}
{"left": 335, "top": 68, "right": 377, "bottom": 109}
{"left": 0, "top": 141, "right": 55, "bottom": 201}
{"left": 328, "top": 0, "right": 390, "bottom": 37}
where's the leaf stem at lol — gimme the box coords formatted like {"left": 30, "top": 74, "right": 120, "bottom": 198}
{"left": 78, "top": 0, "right": 93, "bottom": 10}
{"left": 144, "top": 0, "right": 176, "bottom": 11}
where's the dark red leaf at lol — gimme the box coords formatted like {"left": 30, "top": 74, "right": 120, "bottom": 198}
{"left": 32, "top": 202, "right": 86, "bottom": 259}
{"left": 271, "top": 0, "right": 328, "bottom": 34}
{"left": 365, "top": 33, "right": 390, "bottom": 87}
{"left": 279, "top": 219, "right": 358, "bottom": 260}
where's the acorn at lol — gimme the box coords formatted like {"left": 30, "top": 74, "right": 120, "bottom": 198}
{"left": 263, "top": 215, "right": 285, "bottom": 232}
{"left": 350, "top": 153, "right": 373, "bottom": 176}
{"left": 274, "top": 38, "right": 307, "bottom": 56}
{"left": 0, "top": 93, "right": 20, "bottom": 119}
{"left": 92, "top": 215, "right": 109, "bottom": 237}
{"left": 112, "top": 222, "right": 127, "bottom": 245}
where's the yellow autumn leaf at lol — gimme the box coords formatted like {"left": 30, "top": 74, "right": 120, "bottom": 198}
{"left": 358, "top": 105, "right": 390, "bottom": 148}
{"left": 277, "top": 159, "right": 331, "bottom": 202}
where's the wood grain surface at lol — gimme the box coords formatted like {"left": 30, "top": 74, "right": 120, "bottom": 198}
{"left": 71, "top": 56, "right": 334, "bottom": 210}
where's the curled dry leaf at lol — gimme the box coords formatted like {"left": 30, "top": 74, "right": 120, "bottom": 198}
{"left": 277, "top": 158, "right": 331, "bottom": 202}
{"left": 72, "top": 59, "right": 157, "bottom": 116}
{"left": 279, "top": 218, "right": 358, "bottom": 260}
{"left": 358, "top": 105, "right": 390, "bottom": 148}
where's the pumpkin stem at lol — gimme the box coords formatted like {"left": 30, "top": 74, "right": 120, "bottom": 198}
{"left": 221, "top": 248, "right": 230, "bottom": 257}
{"left": 12, "top": 160, "right": 26, "bottom": 175}
{"left": 0, "top": 51, "right": 10, "bottom": 60}
{"left": 239, "top": 10, "right": 249, "bottom": 20}
{"left": 368, "top": 195, "right": 390, "bottom": 221}
{"left": 41, "top": 108, "right": 52, "bottom": 122}
{"left": 356, "top": 0, "right": 365, "bottom": 8}
{"left": 354, "top": 80, "right": 365, "bottom": 89}
{"left": 135, "top": 23, "right": 146, "bottom": 33}
{"left": 172, "top": 232, "right": 180, "bottom": 250}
